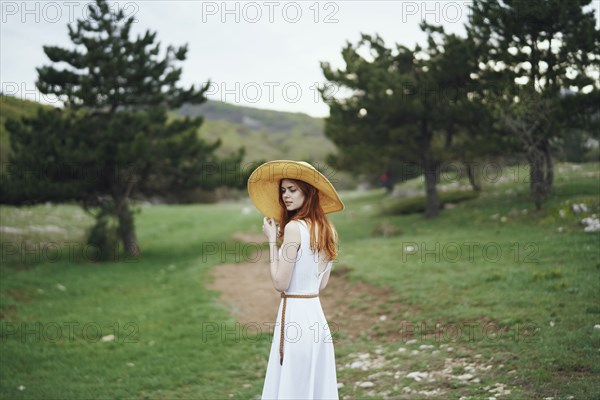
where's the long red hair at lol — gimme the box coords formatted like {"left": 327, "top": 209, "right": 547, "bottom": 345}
{"left": 277, "top": 178, "right": 339, "bottom": 262}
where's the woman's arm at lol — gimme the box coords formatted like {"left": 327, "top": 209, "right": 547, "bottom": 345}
{"left": 319, "top": 268, "right": 332, "bottom": 291}
{"left": 269, "top": 221, "right": 301, "bottom": 292}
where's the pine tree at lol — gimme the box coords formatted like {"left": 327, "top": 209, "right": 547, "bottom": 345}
{"left": 3, "top": 0, "right": 245, "bottom": 258}
{"left": 320, "top": 25, "right": 478, "bottom": 218}
{"left": 466, "top": 0, "right": 600, "bottom": 209}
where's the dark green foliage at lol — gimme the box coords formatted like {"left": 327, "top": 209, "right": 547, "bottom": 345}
{"left": 36, "top": 1, "right": 206, "bottom": 111}
{"left": 0, "top": 94, "right": 49, "bottom": 165}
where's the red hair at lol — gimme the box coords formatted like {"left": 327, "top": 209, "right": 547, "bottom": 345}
{"left": 277, "top": 178, "right": 339, "bottom": 262}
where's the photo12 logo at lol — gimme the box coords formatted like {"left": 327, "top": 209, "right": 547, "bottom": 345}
{"left": 1, "top": 321, "right": 140, "bottom": 343}
{"left": 200, "top": 1, "right": 340, "bottom": 23}
{"left": 400, "top": 1, "right": 472, "bottom": 24}
{"left": 1, "top": 1, "right": 140, "bottom": 24}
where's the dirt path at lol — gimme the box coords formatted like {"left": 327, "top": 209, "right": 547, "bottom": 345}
{"left": 206, "top": 232, "right": 523, "bottom": 399}
{"left": 206, "top": 231, "right": 408, "bottom": 344}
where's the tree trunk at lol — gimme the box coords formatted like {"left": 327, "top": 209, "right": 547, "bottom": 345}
{"left": 465, "top": 162, "right": 481, "bottom": 192}
{"left": 423, "top": 157, "right": 440, "bottom": 218}
{"left": 114, "top": 193, "right": 141, "bottom": 257}
{"left": 542, "top": 138, "right": 554, "bottom": 190}
{"left": 419, "top": 119, "right": 440, "bottom": 218}
{"left": 527, "top": 148, "right": 545, "bottom": 211}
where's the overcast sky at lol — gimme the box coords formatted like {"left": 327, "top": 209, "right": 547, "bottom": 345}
{"left": 0, "top": 1, "right": 510, "bottom": 117}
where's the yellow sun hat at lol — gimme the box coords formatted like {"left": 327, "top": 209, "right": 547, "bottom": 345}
{"left": 247, "top": 160, "right": 345, "bottom": 222}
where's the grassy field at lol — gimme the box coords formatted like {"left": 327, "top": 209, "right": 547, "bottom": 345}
{"left": 1, "top": 161, "right": 599, "bottom": 399}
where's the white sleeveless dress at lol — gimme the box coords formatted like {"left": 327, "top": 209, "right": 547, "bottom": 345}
{"left": 261, "top": 219, "right": 339, "bottom": 400}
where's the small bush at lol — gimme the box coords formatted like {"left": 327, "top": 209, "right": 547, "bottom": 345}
{"left": 372, "top": 220, "right": 402, "bottom": 237}
{"left": 531, "top": 269, "right": 563, "bottom": 281}
{"left": 86, "top": 212, "right": 120, "bottom": 262}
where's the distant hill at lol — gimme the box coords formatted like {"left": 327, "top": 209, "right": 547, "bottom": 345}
{"left": 1, "top": 95, "right": 340, "bottom": 173}
{"left": 177, "top": 100, "right": 325, "bottom": 137}
{"left": 174, "top": 100, "right": 338, "bottom": 165}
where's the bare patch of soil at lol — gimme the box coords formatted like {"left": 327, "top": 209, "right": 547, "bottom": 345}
{"left": 206, "top": 231, "right": 413, "bottom": 344}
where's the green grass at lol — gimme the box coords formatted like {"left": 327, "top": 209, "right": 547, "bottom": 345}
{"left": 1, "top": 161, "right": 599, "bottom": 399}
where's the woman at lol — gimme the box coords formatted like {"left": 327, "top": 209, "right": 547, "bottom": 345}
{"left": 247, "top": 160, "right": 345, "bottom": 400}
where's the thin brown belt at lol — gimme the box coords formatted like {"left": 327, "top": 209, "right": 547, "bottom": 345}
{"left": 279, "top": 291, "right": 319, "bottom": 366}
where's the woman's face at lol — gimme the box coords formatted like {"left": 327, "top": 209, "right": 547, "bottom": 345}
{"left": 280, "top": 179, "right": 306, "bottom": 212}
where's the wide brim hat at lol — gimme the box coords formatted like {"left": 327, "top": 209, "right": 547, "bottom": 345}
{"left": 247, "top": 160, "right": 345, "bottom": 222}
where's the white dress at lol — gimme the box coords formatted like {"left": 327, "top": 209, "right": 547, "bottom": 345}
{"left": 261, "top": 219, "right": 339, "bottom": 400}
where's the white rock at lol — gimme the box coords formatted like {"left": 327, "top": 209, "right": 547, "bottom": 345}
{"left": 18, "top": 385, "right": 25, "bottom": 391}
{"left": 406, "top": 371, "right": 428, "bottom": 382}
{"left": 126, "top": 362, "right": 134, "bottom": 367}
{"left": 55, "top": 283, "right": 66, "bottom": 291}
{"left": 419, "top": 344, "right": 434, "bottom": 349}
{"left": 337, "top": 382, "right": 344, "bottom": 389}
{"left": 456, "top": 373, "right": 474, "bottom": 381}
{"left": 358, "top": 381, "right": 375, "bottom": 388}
{"left": 379, "top": 315, "right": 387, "bottom": 321}
{"left": 422, "top": 389, "right": 443, "bottom": 395}
{"left": 350, "top": 361, "right": 365, "bottom": 369}
{"left": 594, "top": 324, "right": 600, "bottom": 330}
{"left": 406, "top": 339, "right": 417, "bottom": 344}
{"left": 582, "top": 217, "right": 600, "bottom": 232}
{"left": 397, "top": 347, "right": 407, "bottom": 352}
{"left": 101, "top": 334, "right": 115, "bottom": 342}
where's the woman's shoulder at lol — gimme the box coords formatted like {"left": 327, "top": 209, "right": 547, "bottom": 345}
{"left": 284, "top": 219, "right": 303, "bottom": 233}
{"left": 291, "top": 218, "right": 309, "bottom": 228}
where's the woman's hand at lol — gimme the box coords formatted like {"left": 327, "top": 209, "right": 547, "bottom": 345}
{"left": 262, "top": 216, "right": 278, "bottom": 243}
